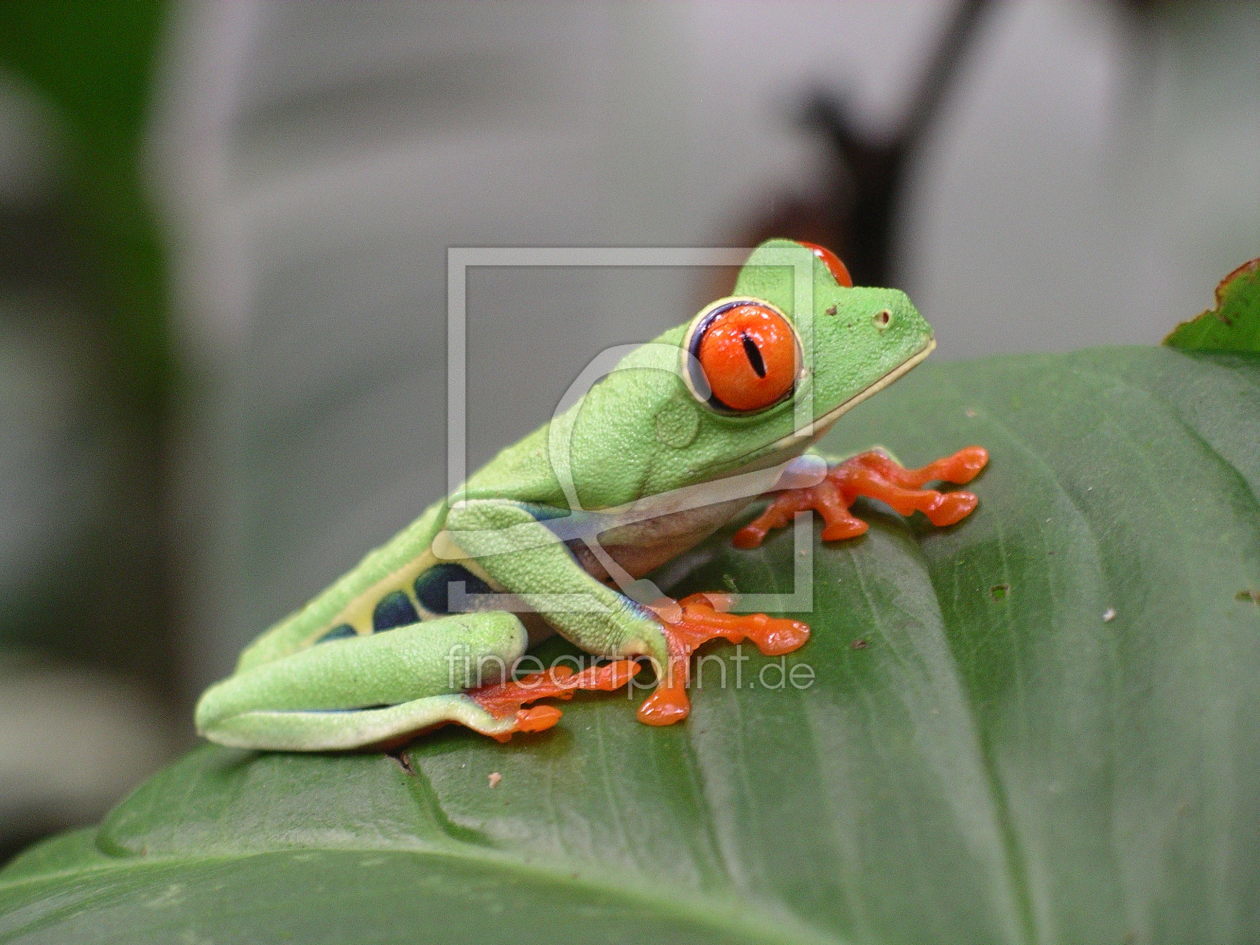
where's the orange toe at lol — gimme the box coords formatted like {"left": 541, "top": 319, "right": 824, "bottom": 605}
{"left": 924, "top": 490, "right": 978, "bottom": 527}
{"left": 514, "top": 705, "right": 563, "bottom": 733}
{"left": 637, "top": 687, "right": 691, "bottom": 726}
{"left": 932, "top": 446, "right": 989, "bottom": 484}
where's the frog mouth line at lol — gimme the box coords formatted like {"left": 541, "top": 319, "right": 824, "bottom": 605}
{"left": 805, "top": 336, "right": 935, "bottom": 432}
{"left": 721, "top": 337, "right": 936, "bottom": 472}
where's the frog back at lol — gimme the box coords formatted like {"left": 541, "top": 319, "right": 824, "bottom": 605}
{"left": 235, "top": 500, "right": 452, "bottom": 671}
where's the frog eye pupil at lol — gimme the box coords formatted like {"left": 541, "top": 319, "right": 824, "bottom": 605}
{"left": 741, "top": 334, "right": 767, "bottom": 378}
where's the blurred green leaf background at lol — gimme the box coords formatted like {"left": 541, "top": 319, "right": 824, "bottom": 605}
{"left": 0, "top": 0, "right": 176, "bottom": 862}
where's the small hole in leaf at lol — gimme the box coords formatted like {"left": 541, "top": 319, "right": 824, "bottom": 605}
{"left": 990, "top": 583, "right": 1010, "bottom": 601}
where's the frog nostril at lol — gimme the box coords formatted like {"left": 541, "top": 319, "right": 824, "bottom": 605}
{"left": 873, "top": 309, "right": 892, "bottom": 330}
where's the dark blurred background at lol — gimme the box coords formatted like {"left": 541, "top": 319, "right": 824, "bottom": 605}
{"left": 1, "top": 0, "right": 1256, "bottom": 863}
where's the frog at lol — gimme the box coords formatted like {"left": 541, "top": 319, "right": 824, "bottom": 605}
{"left": 195, "top": 239, "right": 988, "bottom": 750}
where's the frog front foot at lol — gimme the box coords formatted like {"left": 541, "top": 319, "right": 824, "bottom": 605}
{"left": 733, "top": 446, "right": 989, "bottom": 548}
{"left": 637, "top": 593, "right": 811, "bottom": 726}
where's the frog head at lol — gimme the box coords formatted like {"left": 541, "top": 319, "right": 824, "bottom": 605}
{"left": 550, "top": 239, "right": 934, "bottom": 509}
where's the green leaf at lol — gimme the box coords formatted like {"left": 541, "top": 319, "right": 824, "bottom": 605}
{"left": 1164, "top": 259, "right": 1260, "bottom": 353}
{"left": 3, "top": 347, "right": 1258, "bottom": 945}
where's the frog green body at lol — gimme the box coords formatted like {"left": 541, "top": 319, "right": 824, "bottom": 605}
{"left": 196, "top": 239, "right": 984, "bottom": 750}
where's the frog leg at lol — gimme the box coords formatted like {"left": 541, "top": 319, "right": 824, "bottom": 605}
{"left": 194, "top": 611, "right": 632, "bottom": 750}
{"left": 443, "top": 500, "right": 810, "bottom": 727}
{"left": 733, "top": 446, "right": 989, "bottom": 548}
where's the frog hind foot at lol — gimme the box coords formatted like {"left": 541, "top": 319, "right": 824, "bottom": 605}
{"left": 733, "top": 446, "right": 989, "bottom": 548}
{"left": 468, "top": 659, "right": 640, "bottom": 742}
{"left": 637, "top": 593, "right": 811, "bottom": 726}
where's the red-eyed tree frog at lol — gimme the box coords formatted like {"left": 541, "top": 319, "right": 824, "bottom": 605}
{"left": 195, "top": 239, "right": 988, "bottom": 750}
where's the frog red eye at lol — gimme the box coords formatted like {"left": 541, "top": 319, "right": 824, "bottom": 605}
{"left": 797, "top": 241, "right": 853, "bottom": 287}
{"left": 686, "top": 300, "right": 800, "bottom": 413}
